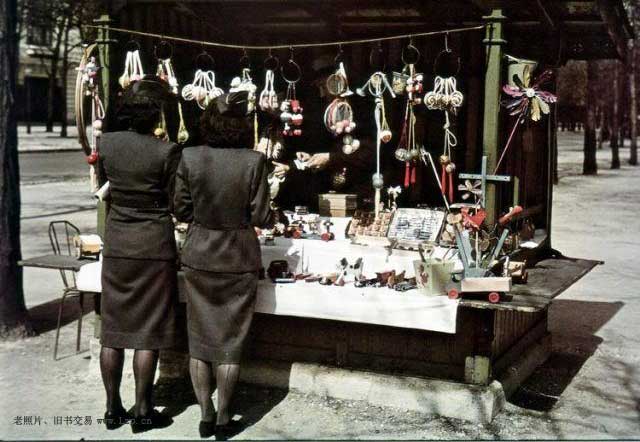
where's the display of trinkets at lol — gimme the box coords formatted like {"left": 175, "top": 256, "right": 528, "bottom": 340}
{"left": 386, "top": 208, "right": 446, "bottom": 245}
{"left": 280, "top": 53, "right": 304, "bottom": 137}
{"left": 347, "top": 210, "right": 393, "bottom": 238}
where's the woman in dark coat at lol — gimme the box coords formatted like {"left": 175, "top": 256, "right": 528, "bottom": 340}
{"left": 98, "top": 76, "right": 180, "bottom": 432}
{"left": 174, "top": 91, "right": 272, "bottom": 438}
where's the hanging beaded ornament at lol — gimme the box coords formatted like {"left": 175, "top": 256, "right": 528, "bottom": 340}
{"left": 155, "top": 41, "right": 188, "bottom": 144}
{"left": 324, "top": 58, "right": 360, "bottom": 155}
{"left": 280, "top": 54, "right": 303, "bottom": 137}
{"left": 118, "top": 41, "right": 144, "bottom": 89}
{"left": 259, "top": 53, "right": 280, "bottom": 112}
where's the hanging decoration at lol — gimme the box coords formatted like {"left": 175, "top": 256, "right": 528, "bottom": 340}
{"left": 394, "top": 42, "right": 424, "bottom": 189}
{"left": 357, "top": 64, "right": 396, "bottom": 215}
{"left": 155, "top": 41, "right": 188, "bottom": 144}
{"left": 425, "top": 34, "right": 463, "bottom": 203}
{"left": 259, "top": 52, "right": 280, "bottom": 111}
{"left": 230, "top": 52, "right": 259, "bottom": 146}
{"left": 118, "top": 41, "right": 145, "bottom": 89}
{"left": 75, "top": 44, "right": 105, "bottom": 193}
{"left": 324, "top": 55, "right": 360, "bottom": 155}
{"left": 494, "top": 66, "right": 557, "bottom": 173}
{"left": 280, "top": 51, "right": 304, "bottom": 137}
{"left": 181, "top": 51, "right": 224, "bottom": 110}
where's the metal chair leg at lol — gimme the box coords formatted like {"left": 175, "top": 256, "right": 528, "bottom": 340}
{"left": 76, "top": 292, "right": 84, "bottom": 353}
{"left": 53, "top": 292, "right": 68, "bottom": 361}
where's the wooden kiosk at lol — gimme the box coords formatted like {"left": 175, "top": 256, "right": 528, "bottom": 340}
{"left": 87, "top": 0, "right": 631, "bottom": 423}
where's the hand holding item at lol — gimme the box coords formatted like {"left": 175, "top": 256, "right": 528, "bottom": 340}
{"left": 296, "top": 151, "right": 311, "bottom": 162}
{"left": 272, "top": 161, "right": 290, "bottom": 179}
{"left": 307, "top": 152, "right": 330, "bottom": 170}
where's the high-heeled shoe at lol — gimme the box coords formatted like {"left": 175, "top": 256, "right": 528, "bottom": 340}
{"left": 199, "top": 420, "right": 217, "bottom": 438}
{"left": 131, "top": 409, "right": 173, "bottom": 433}
{"left": 215, "top": 419, "right": 244, "bottom": 441}
{"left": 103, "top": 407, "right": 132, "bottom": 430}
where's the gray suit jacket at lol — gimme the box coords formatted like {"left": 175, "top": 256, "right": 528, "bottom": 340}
{"left": 174, "top": 146, "right": 272, "bottom": 273}
{"left": 99, "top": 131, "right": 181, "bottom": 260}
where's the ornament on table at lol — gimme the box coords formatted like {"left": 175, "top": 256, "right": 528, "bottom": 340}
{"left": 155, "top": 41, "right": 189, "bottom": 144}
{"left": 118, "top": 41, "right": 145, "bottom": 89}
{"left": 494, "top": 65, "right": 557, "bottom": 173}
{"left": 394, "top": 42, "right": 424, "bottom": 188}
{"left": 356, "top": 51, "right": 396, "bottom": 215}
{"left": 280, "top": 52, "right": 304, "bottom": 137}
{"left": 387, "top": 186, "right": 402, "bottom": 211}
{"left": 181, "top": 51, "right": 224, "bottom": 110}
{"left": 259, "top": 52, "right": 280, "bottom": 111}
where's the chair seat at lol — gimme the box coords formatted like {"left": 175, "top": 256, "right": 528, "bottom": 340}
{"left": 76, "top": 261, "right": 102, "bottom": 293}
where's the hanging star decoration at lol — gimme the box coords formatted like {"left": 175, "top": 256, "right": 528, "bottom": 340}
{"left": 502, "top": 66, "right": 557, "bottom": 122}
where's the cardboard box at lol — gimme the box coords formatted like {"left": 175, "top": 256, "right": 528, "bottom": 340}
{"left": 414, "top": 258, "right": 455, "bottom": 296}
{"left": 318, "top": 193, "right": 357, "bottom": 217}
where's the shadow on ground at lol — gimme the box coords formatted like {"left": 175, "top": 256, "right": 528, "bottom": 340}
{"left": 509, "top": 299, "right": 623, "bottom": 412}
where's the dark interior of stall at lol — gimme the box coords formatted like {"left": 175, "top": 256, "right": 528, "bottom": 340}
{"left": 102, "top": 0, "right": 627, "bottom": 239}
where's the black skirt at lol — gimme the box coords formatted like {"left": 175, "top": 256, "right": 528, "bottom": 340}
{"left": 183, "top": 267, "right": 258, "bottom": 364}
{"left": 100, "top": 257, "right": 178, "bottom": 349}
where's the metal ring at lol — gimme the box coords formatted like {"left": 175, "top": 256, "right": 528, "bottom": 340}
{"left": 154, "top": 40, "right": 173, "bottom": 60}
{"left": 196, "top": 51, "right": 215, "bottom": 70}
{"left": 401, "top": 43, "right": 420, "bottom": 65}
{"left": 433, "top": 48, "right": 460, "bottom": 76}
{"left": 239, "top": 49, "right": 250, "bottom": 69}
{"left": 264, "top": 54, "right": 279, "bottom": 71}
{"left": 281, "top": 58, "right": 302, "bottom": 84}
{"left": 124, "top": 39, "right": 141, "bottom": 52}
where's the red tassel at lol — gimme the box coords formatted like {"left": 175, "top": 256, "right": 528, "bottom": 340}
{"left": 404, "top": 162, "right": 411, "bottom": 188}
{"left": 448, "top": 171, "right": 454, "bottom": 202}
{"left": 410, "top": 163, "right": 416, "bottom": 185}
{"left": 441, "top": 165, "right": 447, "bottom": 201}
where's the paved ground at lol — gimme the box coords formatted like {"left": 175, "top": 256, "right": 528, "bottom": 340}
{"left": 18, "top": 125, "right": 81, "bottom": 153}
{"left": 1, "top": 129, "right": 639, "bottom": 439}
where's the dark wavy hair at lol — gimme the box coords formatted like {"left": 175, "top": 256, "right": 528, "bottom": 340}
{"left": 116, "top": 76, "right": 174, "bottom": 134}
{"left": 200, "top": 100, "right": 253, "bottom": 148}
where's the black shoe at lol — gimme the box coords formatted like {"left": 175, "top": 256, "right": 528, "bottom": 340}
{"left": 131, "top": 409, "right": 173, "bottom": 434}
{"left": 103, "top": 407, "right": 132, "bottom": 430}
{"left": 199, "top": 420, "right": 217, "bottom": 438}
{"left": 215, "top": 419, "right": 245, "bottom": 441}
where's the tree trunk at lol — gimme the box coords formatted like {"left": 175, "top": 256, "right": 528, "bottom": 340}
{"left": 630, "top": 41, "right": 638, "bottom": 166}
{"left": 584, "top": 61, "right": 598, "bottom": 175}
{"left": 610, "top": 61, "right": 621, "bottom": 169}
{"left": 60, "top": 22, "right": 71, "bottom": 138}
{"left": 45, "top": 18, "right": 65, "bottom": 133}
{"left": 0, "top": 0, "right": 34, "bottom": 339}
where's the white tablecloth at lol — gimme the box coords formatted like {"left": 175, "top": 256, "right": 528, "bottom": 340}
{"left": 76, "top": 224, "right": 460, "bottom": 334}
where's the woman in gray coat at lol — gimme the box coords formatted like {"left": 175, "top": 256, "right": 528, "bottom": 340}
{"left": 174, "top": 91, "right": 272, "bottom": 438}
{"left": 98, "top": 77, "right": 180, "bottom": 432}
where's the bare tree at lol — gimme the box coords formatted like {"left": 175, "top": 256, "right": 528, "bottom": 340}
{"left": 0, "top": 0, "right": 34, "bottom": 339}
{"left": 610, "top": 61, "right": 622, "bottom": 169}
{"left": 630, "top": 40, "right": 638, "bottom": 165}
{"left": 584, "top": 61, "right": 599, "bottom": 175}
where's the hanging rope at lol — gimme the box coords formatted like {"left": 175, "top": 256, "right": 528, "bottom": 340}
{"left": 85, "top": 24, "right": 485, "bottom": 51}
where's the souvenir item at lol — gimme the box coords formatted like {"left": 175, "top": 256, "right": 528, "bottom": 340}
{"left": 387, "top": 208, "right": 446, "bottom": 247}
{"left": 494, "top": 67, "right": 557, "bottom": 173}
{"left": 395, "top": 43, "right": 424, "bottom": 188}
{"left": 321, "top": 220, "right": 335, "bottom": 242}
{"left": 182, "top": 67, "right": 224, "bottom": 110}
{"left": 331, "top": 167, "right": 348, "bottom": 190}
{"left": 280, "top": 55, "right": 304, "bottom": 137}
{"left": 413, "top": 258, "right": 455, "bottom": 296}
{"left": 119, "top": 43, "right": 144, "bottom": 89}
{"left": 230, "top": 66, "right": 258, "bottom": 145}
{"left": 75, "top": 44, "right": 105, "bottom": 192}
{"left": 387, "top": 186, "right": 402, "bottom": 211}
{"left": 325, "top": 61, "right": 360, "bottom": 154}
{"left": 259, "top": 53, "right": 279, "bottom": 111}
{"left": 357, "top": 69, "right": 396, "bottom": 215}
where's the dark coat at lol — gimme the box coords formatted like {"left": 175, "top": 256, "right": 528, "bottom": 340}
{"left": 98, "top": 131, "right": 181, "bottom": 260}
{"left": 174, "top": 146, "right": 272, "bottom": 273}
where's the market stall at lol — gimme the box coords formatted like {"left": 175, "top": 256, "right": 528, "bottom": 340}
{"left": 72, "top": 0, "right": 630, "bottom": 422}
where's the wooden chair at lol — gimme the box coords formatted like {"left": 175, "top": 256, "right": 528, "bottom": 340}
{"left": 49, "top": 221, "right": 85, "bottom": 360}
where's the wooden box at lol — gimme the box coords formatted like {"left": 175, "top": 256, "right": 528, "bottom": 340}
{"left": 318, "top": 193, "right": 358, "bottom": 217}
{"left": 413, "top": 258, "right": 455, "bottom": 296}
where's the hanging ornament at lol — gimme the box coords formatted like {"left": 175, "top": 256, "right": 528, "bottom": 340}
{"left": 394, "top": 42, "right": 424, "bottom": 188}
{"left": 231, "top": 54, "right": 259, "bottom": 146}
{"left": 155, "top": 41, "right": 188, "bottom": 144}
{"left": 182, "top": 51, "right": 223, "bottom": 110}
{"left": 259, "top": 52, "right": 280, "bottom": 111}
{"left": 119, "top": 41, "right": 144, "bottom": 89}
{"left": 357, "top": 65, "right": 396, "bottom": 215}
{"left": 280, "top": 52, "right": 303, "bottom": 137}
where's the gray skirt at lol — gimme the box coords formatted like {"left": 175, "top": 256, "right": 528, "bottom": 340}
{"left": 183, "top": 267, "right": 258, "bottom": 364}
{"left": 100, "top": 257, "right": 178, "bottom": 349}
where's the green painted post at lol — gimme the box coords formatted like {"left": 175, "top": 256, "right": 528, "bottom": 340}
{"left": 482, "top": 9, "right": 506, "bottom": 225}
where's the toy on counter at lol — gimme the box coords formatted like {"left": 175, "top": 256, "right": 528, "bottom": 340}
{"left": 267, "top": 260, "right": 295, "bottom": 283}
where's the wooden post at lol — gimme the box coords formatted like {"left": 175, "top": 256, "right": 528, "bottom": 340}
{"left": 481, "top": 9, "right": 506, "bottom": 225}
